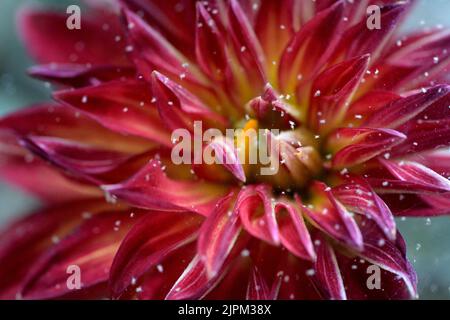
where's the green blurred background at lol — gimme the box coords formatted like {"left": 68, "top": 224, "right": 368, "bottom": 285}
{"left": 0, "top": 0, "right": 449, "bottom": 299}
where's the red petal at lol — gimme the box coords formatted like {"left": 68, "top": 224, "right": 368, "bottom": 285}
{"left": 246, "top": 266, "right": 271, "bottom": 300}
{"left": 18, "top": 8, "right": 129, "bottom": 65}
{"left": 359, "top": 222, "right": 418, "bottom": 298}
{"left": 345, "top": 90, "right": 401, "bottom": 121}
{"left": 328, "top": 127, "right": 406, "bottom": 169}
{"left": 53, "top": 80, "right": 172, "bottom": 147}
{"left": 109, "top": 211, "right": 203, "bottom": 297}
{"left": 20, "top": 136, "right": 133, "bottom": 184}
{"left": 228, "top": 0, "right": 266, "bottom": 86}
{"left": 392, "top": 119, "right": 450, "bottom": 156}
{"left": 123, "top": 9, "right": 207, "bottom": 91}
{"left": 121, "top": 0, "right": 196, "bottom": 58}
{"left": 103, "top": 158, "right": 229, "bottom": 216}
{"left": 0, "top": 200, "right": 109, "bottom": 298}
{"left": 313, "top": 238, "right": 347, "bottom": 300}
{"left": 381, "top": 29, "right": 450, "bottom": 91}
{"left": 150, "top": 71, "right": 228, "bottom": 131}
{"left": 197, "top": 193, "right": 243, "bottom": 278}
{"left": 333, "top": 180, "right": 396, "bottom": 240}
{"left": 336, "top": 2, "right": 409, "bottom": 62}
{"left": 362, "top": 85, "right": 449, "bottom": 129}
{"left": 0, "top": 137, "right": 99, "bottom": 203}
{"left": 164, "top": 255, "right": 219, "bottom": 300}
{"left": 299, "top": 181, "right": 363, "bottom": 250}
{"left": 309, "top": 55, "right": 370, "bottom": 133}
{"left": 381, "top": 159, "right": 450, "bottom": 193}
{"left": 279, "top": 1, "right": 345, "bottom": 94}
{"left": 0, "top": 104, "right": 150, "bottom": 153}
{"left": 18, "top": 206, "right": 137, "bottom": 299}
{"left": 29, "top": 64, "right": 135, "bottom": 87}
{"left": 195, "top": 2, "right": 228, "bottom": 82}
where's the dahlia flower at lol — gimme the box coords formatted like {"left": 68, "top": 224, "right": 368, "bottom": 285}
{"left": 0, "top": 0, "right": 449, "bottom": 300}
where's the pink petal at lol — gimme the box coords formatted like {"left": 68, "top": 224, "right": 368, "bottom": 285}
{"left": 392, "top": 119, "right": 450, "bottom": 156}
{"left": 336, "top": 2, "right": 409, "bottom": 62}
{"left": 0, "top": 200, "right": 108, "bottom": 298}
{"left": 195, "top": 2, "right": 228, "bottom": 82}
{"left": 123, "top": 9, "right": 207, "bottom": 88}
{"left": 20, "top": 136, "right": 133, "bottom": 185}
{"left": 121, "top": 0, "right": 196, "bottom": 58}
{"left": 0, "top": 104, "right": 151, "bottom": 154}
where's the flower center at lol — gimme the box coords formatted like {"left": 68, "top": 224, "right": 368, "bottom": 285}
{"left": 235, "top": 118, "right": 323, "bottom": 191}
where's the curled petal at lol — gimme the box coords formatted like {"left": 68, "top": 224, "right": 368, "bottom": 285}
{"left": 20, "top": 136, "right": 133, "bottom": 184}
{"left": 207, "top": 136, "right": 246, "bottom": 182}
{"left": 235, "top": 184, "right": 280, "bottom": 246}
{"left": 274, "top": 200, "right": 316, "bottom": 261}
